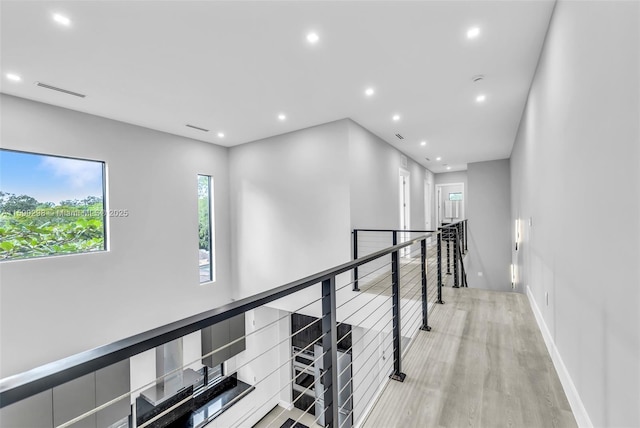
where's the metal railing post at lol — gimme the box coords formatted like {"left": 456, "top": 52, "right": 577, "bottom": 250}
{"left": 436, "top": 232, "right": 444, "bottom": 304}
{"left": 453, "top": 227, "right": 460, "bottom": 288}
{"left": 446, "top": 231, "right": 451, "bottom": 275}
{"left": 390, "top": 232, "right": 406, "bottom": 382}
{"left": 321, "top": 276, "right": 339, "bottom": 428}
{"left": 465, "top": 220, "right": 468, "bottom": 252}
{"left": 353, "top": 230, "right": 359, "bottom": 291}
{"left": 456, "top": 234, "right": 468, "bottom": 288}
{"left": 420, "top": 237, "right": 431, "bottom": 331}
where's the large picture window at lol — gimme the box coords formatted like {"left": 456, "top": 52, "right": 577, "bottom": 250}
{"left": 198, "top": 175, "right": 214, "bottom": 283}
{"left": 0, "top": 149, "right": 106, "bottom": 261}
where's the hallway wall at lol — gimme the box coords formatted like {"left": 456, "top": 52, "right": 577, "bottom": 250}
{"left": 348, "top": 119, "right": 432, "bottom": 232}
{"left": 510, "top": 1, "right": 640, "bottom": 426}
{"left": 467, "top": 159, "right": 511, "bottom": 292}
{"left": 434, "top": 170, "right": 467, "bottom": 188}
{"left": 229, "top": 119, "right": 435, "bottom": 301}
{"left": 229, "top": 119, "right": 352, "bottom": 300}
{"left": 0, "top": 94, "right": 234, "bottom": 377}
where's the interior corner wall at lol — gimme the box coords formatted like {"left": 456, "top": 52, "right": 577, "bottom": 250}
{"left": 347, "top": 119, "right": 430, "bottom": 231}
{"left": 0, "top": 94, "right": 233, "bottom": 377}
{"left": 433, "top": 170, "right": 468, "bottom": 188}
{"left": 509, "top": 1, "right": 640, "bottom": 426}
{"left": 228, "top": 120, "right": 352, "bottom": 300}
{"left": 466, "top": 159, "right": 511, "bottom": 292}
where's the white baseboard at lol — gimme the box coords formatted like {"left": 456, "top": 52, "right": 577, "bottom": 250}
{"left": 526, "top": 285, "right": 593, "bottom": 428}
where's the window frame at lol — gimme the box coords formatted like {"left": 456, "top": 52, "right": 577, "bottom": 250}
{"left": 0, "top": 148, "right": 108, "bottom": 262}
{"left": 198, "top": 174, "right": 215, "bottom": 283}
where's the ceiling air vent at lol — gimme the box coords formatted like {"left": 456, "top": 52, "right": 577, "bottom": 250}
{"left": 395, "top": 133, "right": 404, "bottom": 140}
{"left": 185, "top": 124, "right": 210, "bottom": 132}
{"left": 35, "top": 82, "right": 86, "bottom": 98}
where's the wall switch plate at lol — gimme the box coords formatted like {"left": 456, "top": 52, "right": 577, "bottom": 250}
{"left": 477, "top": 272, "right": 483, "bottom": 277}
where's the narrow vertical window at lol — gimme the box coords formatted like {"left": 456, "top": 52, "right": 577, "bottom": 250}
{"left": 198, "top": 175, "right": 214, "bottom": 283}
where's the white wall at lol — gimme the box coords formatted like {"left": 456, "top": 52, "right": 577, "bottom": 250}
{"left": 510, "top": 1, "right": 639, "bottom": 426}
{"left": 229, "top": 118, "right": 435, "bottom": 300}
{"left": 348, "top": 120, "right": 430, "bottom": 232}
{"left": 215, "top": 307, "right": 287, "bottom": 428}
{"left": 467, "top": 159, "right": 511, "bottom": 292}
{"left": 0, "top": 94, "right": 233, "bottom": 377}
{"left": 434, "top": 170, "right": 467, "bottom": 188}
{"left": 229, "top": 120, "right": 352, "bottom": 300}
{"left": 351, "top": 325, "right": 393, "bottom": 427}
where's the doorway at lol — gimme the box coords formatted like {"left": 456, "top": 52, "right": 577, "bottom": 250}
{"left": 435, "top": 183, "right": 465, "bottom": 227}
{"left": 424, "top": 179, "right": 432, "bottom": 231}
{"left": 399, "top": 169, "right": 410, "bottom": 257}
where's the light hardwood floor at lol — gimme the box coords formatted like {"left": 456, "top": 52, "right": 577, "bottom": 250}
{"left": 253, "top": 405, "right": 322, "bottom": 428}
{"left": 361, "top": 287, "right": 577, "bottom": 428}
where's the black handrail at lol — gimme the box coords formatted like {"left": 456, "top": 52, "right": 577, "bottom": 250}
{"left": 0, "top": 233, "right": 432, "bottom": 409}
{"left": 438, "top": 219, "right": 466, "bottom": 229}
{"left": 353, "top": 228, "right": 438, "bottom": 233}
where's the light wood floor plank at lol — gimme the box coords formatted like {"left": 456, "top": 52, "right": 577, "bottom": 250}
{"left": 361, "top": 287, "right": 578, "bottom": 428}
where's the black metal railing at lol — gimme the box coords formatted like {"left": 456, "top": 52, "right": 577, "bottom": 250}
{"left": 439, "top": 220, "right": 468, "bottom": 288}
{"left": 352, "top": 229, "right": 443, "bottom": 303}
{"left": 0, "top": 229, "right": 458, "bottom": 428}
{"left": 353, "top": 221, "right": 468, "bottom": 296}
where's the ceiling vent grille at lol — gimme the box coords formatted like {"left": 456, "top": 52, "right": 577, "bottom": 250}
{"left": 35, "top": 82, "right": 86, "bottom": 98}
{"left": 185, "top": 124, "right": 210, "bottom": 132}
{"left": 395, "top": 133, "right": 404, "bottom": 140}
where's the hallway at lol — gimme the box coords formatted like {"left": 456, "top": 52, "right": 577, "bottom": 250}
{"left": 363, "top": 287, "right": 577, "bottom": 428}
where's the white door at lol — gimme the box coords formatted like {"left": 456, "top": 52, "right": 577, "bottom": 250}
{"left": 436, "top": 186, "right": 442, "bottom": 227}
{"left": 399, "top": 170, "right": 410, "bottom": 257}
{"left": 424, "top": 180, "right": 432, "bottom": 230}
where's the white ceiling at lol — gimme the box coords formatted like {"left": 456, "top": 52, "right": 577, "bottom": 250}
{"left": 0, "top": 1, "right": 554, "bottom": 173}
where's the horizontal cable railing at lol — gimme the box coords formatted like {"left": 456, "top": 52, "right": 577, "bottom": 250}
{"left": 0, "top": 224, "right": 468, "bottom": 428}
{"left": 438, "top": 220, "right": 469, "bottom": 288}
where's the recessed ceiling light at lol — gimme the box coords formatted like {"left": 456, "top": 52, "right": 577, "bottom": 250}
{"left": 446, "top": 166, "right": 452, "bottom": 170}
{"left": 365, "top": 88, "right": 375, "bottom": 97}
{"left": 436, "top": 156, "right": 442, "bottom": 161}
{"left": 467, "top": 27, "right": 480, "bottom": 39}
{"left": 53, "top": 13, "right": 71, "bottom": 26}
{"left": 6, "top": 73, "right": 22, "bottom": 82}
{"left": 306, "top": 32, "right": 319, "bottom": 44}
{"left": 278, "top": 113, "right": 287, "bottom": 121}
{"left": 476, "top": 94, "right": 486, "bottom": 103}
{"left": 217, "top": 132, "right": 225, "bottom": 138}
{"left": 420, "top": 141, "right": 427, "bottom": 146}
{"left": 392, "top": 114, "right": 400, "bottom": 121}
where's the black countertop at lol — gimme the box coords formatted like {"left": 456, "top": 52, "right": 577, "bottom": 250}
{"left": 168, "top": 379, "right": 254, "bottom": 428}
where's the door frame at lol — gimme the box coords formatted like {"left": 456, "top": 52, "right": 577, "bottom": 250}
{"left": 424, "top": 179, "right": 432, "bottom": 231}
{"left": 399, "top": 168, "right": 410, "bottom": 257}
{"left": 435, "top": 182, "right": 465, "bottom": 226}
